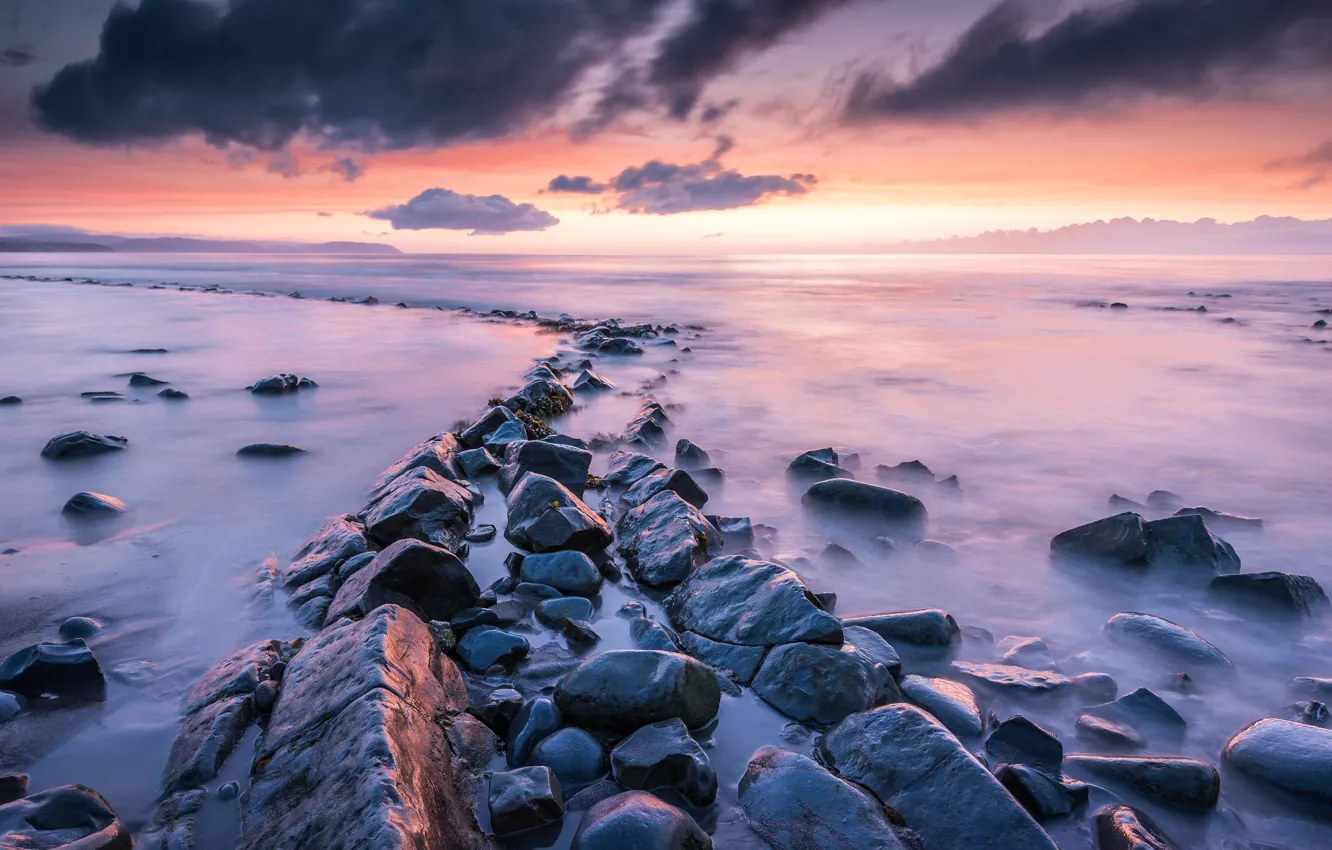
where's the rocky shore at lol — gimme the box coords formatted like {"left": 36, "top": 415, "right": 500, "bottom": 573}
{"left": 2, "top": 280, "right": 1330, "bottom": 849}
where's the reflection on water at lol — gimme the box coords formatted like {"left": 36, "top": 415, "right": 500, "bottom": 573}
{"left": 2, "top": 253, "right": 1331, "bottom": 847}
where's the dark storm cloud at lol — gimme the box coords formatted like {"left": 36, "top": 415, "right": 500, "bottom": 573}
{"left": 364, "top": 188, "right": 559, "bottom": 235}
{"left": 845, "top": 0, "right": 1332, "bottom": 122}
{"left": 547, "top": 175, "right": 609, "bottom": 194}
{"left": 607, "top": 147, "right": 815, "bottom": 213}
{"left": 326, "top": 157, "right": 365, "bottom": 181}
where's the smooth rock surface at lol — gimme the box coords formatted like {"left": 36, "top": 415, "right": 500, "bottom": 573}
{"left": 1063, "top": 755, "right": 1220, "bottom": 809}
{"left": 507, "top": 698, "right": 562, "bottom": 768}
{"left": 752, "top": 632, "right": 902, "bottom": 725}
{"left": 283, "top": 514, "right": 368, "bottom": 587}
{"left": 1050, "top": 512, "right": 1151, "bottom": 565}
{"left": 623, "top": 467, "right": 708, "bottom": 510}
{"left": 603, "top": 450, "right": 665, "bottom": 487}
{"left": 572, "top": 791, "right": 711, "bottom": 850}
{"left": 1223, "top": 717, "right": 1332, "bottom": 807}
{"left": 678, "top": 632, "right": 767, "bottom": 684}
{"left": 519, "top": 550, "right": 604, "bottom": 597}
{"left": 1094, "top": 804, "right": 1179, "bottom": 850}
{"left": 488, "top": 766, "right": 564, "bottom": 836}
{"left": 363, "top": 467, "right": 475, "bottom": 550}
{"left": 616, "top": 492, "right": 721, "bottom": 587}
{"left": 610, "top": 718, "right": 717, "bottom": 805}
{"left": 41, "top": 431, "right": 128, "bottom": 459}
{"left": 951, "top": 662, "right": 1074, "bottom": 694}
{"left": 498, "top": 440, "right": 593, "bottom": 498}
{"left": 61, "top": 491, "right": 127, "bottom": 516}
{"left": 457, "top": 627, "right": 529, "bottom": 671}
{"left": 665, "top": 555, "right": 842, "bottom": 646}
{"left": 0, "top": 639, "right": 106, "bottom": 703}
{"left": 326, "top": 538, "right": 479, "bottom": 625}
{"left": 0, "top": 785, "right": 130, "bottom": 849}
{"left": 1104, "top": 613, "right": 1232, "bottom": 669}
{"left": 802, "top": 479, "right": 927, "bottom": 533}
{"left": 900, "top": 674, "right": 984, "bottom": 737}
{"left": 1208, "top": 572, "right": 1329, "bottom": 616}
{"left": 993, "top": 763, "right": 1085, "bottom": 822}
{"left": 841, "top": 609, "right": 958, "bottom": 646}
{"left": 555, "top": 650, "right": 720, "bottom": 731}
{"left": 1144, "top": 514, "right": 1240, "bottom": 574}
{"left": 985, "top": 715, "right": 1064, "bottom": 775}
{"left": 461, "top": 405, "right": 519, "bottom": 448}
{"left": 529, "top": 727, "right": 608, "bottom": 789}
{"left": 506, "top": 474, "right": 613, "bottom": 554}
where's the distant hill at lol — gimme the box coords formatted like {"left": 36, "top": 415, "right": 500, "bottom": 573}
{"left": 0, "top": 227, "right": 401, "bottom": 254}
{"left": 0, "top": 239, "right": 113, "bottom": 253}
{"left": 889, "top": 216, "right": 1332, "bottom": 255}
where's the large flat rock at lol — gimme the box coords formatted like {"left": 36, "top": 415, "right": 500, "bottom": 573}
{"left": 664, "top": 555, "right": 841, "bottom": 646}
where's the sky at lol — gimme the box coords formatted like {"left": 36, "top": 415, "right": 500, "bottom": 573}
{"left": 1, "top": 0, "right": 1331, "bottom": 253}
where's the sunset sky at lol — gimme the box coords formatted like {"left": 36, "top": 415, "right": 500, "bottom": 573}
{"left": 2, "top": 0, "right": 1331, "bottom": 252}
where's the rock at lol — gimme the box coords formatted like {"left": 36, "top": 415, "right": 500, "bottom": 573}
{"left": 465, "top": 524, "right": 497, "bottom": 543}
{"left": 572, "top": 791, "right": 710, "bottom": 850}
{"left": 237, "top": 442, "right": 306, "bottom": 457}
{"left": 161, "top": 694, "right": 256, "bottom": 792}
{"left": 514, "top": 581, "right": 562, "bottom": 601}
{"left": 218, "top": 781, "right": 240, "bottom": 801}
{"left": 1084, "top": 687, "right": 1185, "bottom": 735}
{"left": 0, "top": 396, "right": 20, "bottom": 405}
{"left": 519, "top": 550, "right": 604, "bottom": 597}
{"left": 0, "top": 785, "right": 130, "bottom": 849}
{"left": 1146, "top": 490, "right": 1184, "bottom": 509}
{"left": 506, "top": 473, "right": 613, "bottom": 554}
{"left": 1093, "top": 804, "right": 1179, "bottom": 850}
{"left": 371, "top": 436, "right": 465, "bottom": 495}
{"left": 817, "top": 704, "right": 1059, "bottom": 850}
{"left": 1208, "top": 572, "right": 1329, "bottom": 616}
{"left": 820, "top": 542, "right": 863, "bottom": 567}
{"left": 802, "top": 479, "right": 927, "bottom": 534}
{"left": 678, "top": 632, "right": 766, "bottom": 684}
{"left": 41, "top": 431, "right": 128, "bottom": 459}
{"left": 1289, "top": 676, "right": 1332, "bottom": 700}
{"left": 158, "top": 388, "right": 189, "bottom": 400}
{"left": 483, "top": 419, "right": 527, "bottom": 454}
{"left": 610, "top": 718, "right": 717, "bottom": 805}
{"left": 1073, "top": 672, "right": 1119, "bottom": 703}
{"left": 674, "top": 439, "right": 710, "bottom": 470}
{"left": 254, "top": 680, "right": 278, "bottom": 712}
{"left": 841, "top": 609, "right": 958, "bottom": 646}
{"left": 0, "top": 691, "right": 24, "bottom": 722}
{"left": 61, "top": 492, "right": 127, "bottom": 516}
{"left": 604, "top": 450, "right": 665, "bottom": 487}
{"left": 327, "top": 538, "right": 479, "bottom": 625}
{"left": 666, "top": 555, "right": 842, "bottom": 645}
{"left": 1063, "top": 755, "right": 1219, "bottom": 809}
{"left": 504, "top": 379, "right": 574, "bottom": 417}
{"left": 456, "top": 627, "right": 529, "bottom": 671}
{"left": 0, "top": 639, "right": 106, "bottom": 703}
{"left": 1108, "top": 494, "right": 1148, "bottom": 512}
{"left": 900, "top": 675, "right": 983, "bottom": 737}
{"left": 561, "top": 618, "right": 601, "bottom": 646}
{"left": 1144, "top": 514, "right": 1240, "bottom": 574}
{"left": 1174, "top": 506, "right": 1262, "bottom": 532}
{"left": 473, "top": 687, "right": 524, "bottom": 737}
{"left": 788, "top": 448, "right": 852, "bottom": 481}
{"left": 461, "top": 405, "right": 519, "bottom": 448}
{"left": 488, "top": 766, "right": 564, "bottom": 836}
{"left": 631, "top": 617, "right": 682, "bottom": 651}
{"left": 450, "top": 607, "right": 500, "bottom": 633}
{"left": 950, "top": 662, "right": 1074, "bottom": 694}
{"left": 1223, "top": 717, "right": 1332, "bottom": 807}
{"left": 529, "top": 727, "right": 608, "bottom": 789}
{"left": 623, "top": 398, "right": 671, "bottom": 446}
{"left": 572, "top": 369, "right": 615, "bottom": 392}
{"left": 1104, "top": 613, "right": 1232, "bottom": 669}
{"left": 184, "top": 639, "right": 281, "bottom": 713}
{"left": 706, "top": 515, "right": 753, "bottom": 545}
{"left": 536, "top": 597, "right": 595, "bottom": 626}
{"left": 993, "top": 763, "right": 1087, "bottom": 822}
{"left": 616, "top": 492, "right": 721, "bottom": 587}
{"left": 457, "top": 447, "right": 500, "bottom": 478}
{"left": 691, "top": 467, "right": 725, "bottom": 487}
{"left": 595, "top": 337, "right": 644, "bottom": 356}
{"left": 499, "top": 440, "right": 593, "bottom": 498}
{"left": 555, "top": 650, "right": 720, "bottom": 731}
{"left": 623, "top": 467, "right": 708, "bottom": 510}
{"left": 1050, "top": 512, "right": 1151, "bottom": 565}
{"left": 128, "top": 373, "right": 168, "bottom": 386}
{"left": 986, "top": 716, "right": 1063, "bottom": 775}
{"left": 739, "top": 747, "right": 911, "bottom": 850}
{"left": 363, "top": 467, "right": 475, "bottom": 550}
{"left": 0, "top": 774, "right": 28, "bottom": 805}
{"left": 997, "top": 636, "right": 1057, "bottom": 670}
{"left": 1076, "top": 714, "right": 1147, "bottom": 749}
{"left": 283, "top": 514, "right": 368, "bottom": 587}
{"left": 752, "top": 632, "right": 902, "bottom": 725}
{"left": 249, "top": 373, "right": 315, "bottom": 394}
{"left": 508, "top": 697, "right": 563, "bottom": 767}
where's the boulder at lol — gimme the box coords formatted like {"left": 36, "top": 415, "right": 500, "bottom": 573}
{"left": 369, "top": 435, "right": 464, "bottom": 490}
{"left": 504, "top": 379, "right": 574, "bottom": 417}
{"left": 1084, "top": 687, "right": 1185, "bottom": 737}
{"left": 630, "top": 618, "right": 682, "bottom": 652}
{"left": 507, "top": 697, "right": 563, "bottom": 768}
{"left": 816, "top": 704, "right": 1059, "bottom": 850}
{"left": 1063, "top": 755, "right": 1219, "bottom": 809}
{"left": 456, "top": 627, "right": 529, "bottom": 672}
{"left": 623, "top": 398, "right": 670, "bottom": 446}
{"left": 1144, "top": 514, "right": 1240, "bottom": 573}
{"left": 484, "top": 420, "right": 528, "bottom": 455}
{"left": 326, "top": 539, "right": 479, "bottom": 625}
{"left": 184, "top": 640, "right": 282, "bottom": 714}
{"left": 752, "top": 632, "right": 902, "bottom": 725}
{"left": 362, "top": 467, "right": 475, "bottom": 550}
{"left": 787, "top": 449, "right": 851, "bottom": 481}
{"left": 1073, "top": 672, "right": 1119, "bottom": 703}
{"left": 457, "top": 447, "right": 500, "bottom": 478}
{"left": 993, "top": 763, "right": 1087, "bottom": 821}
{"left": 572, "top": 369, "right": 615, "bottom": 392}
{"left": 1094, "top": 804, "right": 1179, "bottom": 850}
{"left": 554, "top": 650, "right": 720, "bottom": 731}
{"left": 1289, "top": 676, "right": 1332, "bottom": 700}
{"left": 536, "top": 597, "right": 595, "bottom": 626}
{"left": 738, "top": 748, "right": 912, "bottom": 850}
{"left": 1103, "top": 613, "right": 1232, "bottom": 669}
{"left": 488, "top": 766, "right": 564, "bottom": 836}
{"left": 674, "top": 440, "right": 710, "bottom": 470}
{"left": 572, "top": 791, "right": 710, "bottom": 850}
{"left": 249, "top": 373, "right": 315, "bottom": 394}
{"left": 461, "top": 406, "right": 519, "bottom": 448}
{"left": 237, "top": 443, "right": 306, "bottom": 457}
{"left": 951, "top": 662, "right": 1074, "bottom": 695}
{"left": 0, "top": 639, "right": 106, "bottom": 703}
{"left": 499, "top": 440, "right": 593, "bottom": 498}
{"left": 900, "top": 675, "right": 983, "bottom": 738}
{"left": 1174, "top": 506, "right": 1262, "bottom": 532}
{"left": 665, "top": 555, "right": 842, "bottom": 646}
{"left": 1208, "top": 572, "right": 1329, "bottom": 616}
{"left": 0, "top": 774, "right": 26, "bottom": 805}
{"left": 841, "top": 609, "right": 958, "bottom": 646}
{"left": 0, "top": 396, "right": 20, "bottom": 405}
{"left": 678, "top": 632, "right": 766, "bottom": 684}
{"left": 519, "top": 550, "right": 603, "bottom": 597}
{"left": 158, "top": 388, "right": 189, "bottom": 400}
{"left": 161, "top": 694, "right": 255, "bottom": 792}
{"left": 603, "top": 450, "right": 665, "bottom": 487}
{"left": 1050, "top": 512, "right": 1151, "bottom": 565}
{"left": 616, "top": 492, "right": 721, "bottom": 587}
{"left": 283, "top": 514, "right": 368, "bottom": 587}
{"left": 506, "top": 474, "right": 613, "bottom": 554}
{"left": 985, "top": 716, "right": 1063, "bottom": 775}
{"left": 41, "top": 431, "right": 128, "bottom": 459}
{"left": 802, "top": 479, "right": 927, "bottom": 534}
{"left": 0, "top": 785, "right": 130, "bottom": 849}
{"left": 623, "top": 467, "right": 708, "bottom": 510}
{"left": 529, "top": 727, "right": 608, "bottom": 789}
{"left": 996, "top": 636, "right": 1057, "bottom": 670}
{"left": 61, "top": 492, "right": 127, "bottom": 516}
{"left": 1223, "top": 717, "right": 1332, "bottom": 807}
{"left": 1075, "top": 715, "right": 1146, "bottom": 749}
{"left": 610, "top": 718, "right": 717, "bottom": 805}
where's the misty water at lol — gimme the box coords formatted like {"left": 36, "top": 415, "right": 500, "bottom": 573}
{"left": 2, "top": 253, "right": 1331, "bottom": 848}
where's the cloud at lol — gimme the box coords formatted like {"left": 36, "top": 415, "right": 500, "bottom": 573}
{"left": 326, "top": 157, "right": 365, "bottom": 181}
{"left": 316, "top": 211, "right": 333, "bottom": 217}
{"left": 1268, "top": 139, "right": 1332, "bottom": 170}
{"left": 615, "top": 162, "right": 814, "bottom": 214}
{"left": 364, "top": 188, "right": 559, "bottom": 235}
{"left": 844, "top": 0, "right": 1332, "bottom": 122}
{"left": 546, "top": 175, "right": 609, "bottom": 194}
{"left": 698, "top": 99, "right": 740, "bottom": 123}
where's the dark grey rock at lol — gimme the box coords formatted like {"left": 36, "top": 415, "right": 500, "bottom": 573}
{"left": 674, "top": 439, "right": 710, "bottom": 470}
{"left": 128, "top": 373, "right": 168, "bottom": 386}
{"left": 544, "top": 434, "right": 589, "bottom": 450}
{"left": 1063, "top": 755, "right": 1219, "bottom": 809}
{"left": 507, "top": 697, "right": 562, "bottom": 767}
{"left": 529, "top": 727, "right": 608, "bottom": 789}
{"left": 161, "top": 694, "right": 255, "bottom": 792}
{"left": 0, "top": 774, "right": 28, "bottom": 805}
{"left": 1075, "top": 714, "right": 1147, "bottom": 749}
{"left": 993, "top": 763, "right": 1086, "bottom": 821}
{"left": 499, "top": 440, "right": 593, "bottom": 498}
{"left": 985, "top": 716, "right": 1063, "bottom": 775}
{"left": 1223, "top": 717, "right": 1332, "bottom": 807}
{"left": 484, "top": 419, "right": 528, "bottom": 455}
{"left": 610, "top": 718, "right": 716, "bottom": 806}
{"left": 1208, "top": 572, "right": 1329, "bottom": 616}
{"left": 666, "top": 555, "right": 842, "bottom": 646}
{"left": 1104, "top": 612, "right": 1232, "bottom": 669}
{"left": 536, "top": 597, "right": 594, "bottom": 626}
{"left": 950, "top": 662, "right": 1074, "bottom": 694}
{"left": 996, "top": 636, "right": 1057, "bottom": 670}
{"left": 561, "top": 618, "right": 601, "bottom": 646}
{"left": 1146, "top": 490, "right": 1184, "bottom": 508}
{"left": 0, "top": 396, "right": 20, "bottom": 405}
{"left": 1144, "top": 514, "right": 1240, "bottom": 574}
{"left": 1289, "top": 676, "right": 1332, "bottom": 701}
{"left": 253, "top": 680, "right": 277, "bottom": 712}
{"left": 1174, "top": 506, "right": 1262, "bottom": 532}
{"left": 363, "top": 467, "right": 475, "bottom": 550}
{"left": 327, "top": 538, "right": 479, "bottom": 625}
{"left": 617, "top": 492, "right": 721, "bottom": 587}
{"left": 622, "top": 398, "right": 671, "bottom": 446}
{"left": 457, "top": 447, "right": 500, "bottom": 478}
{"left": 450, "top": 607, "right": 500, "bottom": 632}
{"left": 802, "top": 479, "right": 927, "bottom": 534}
{"left": 62, "top": 492, "right": 127, "bottom": 516}
{"left": 900, "top": 674, "right": 983, "bottom": 737}
{"left": 514, "top": 581, "right": 562, "bottom": 601}
{"left": 0, "top": 785, "right": 130, "bottom": 849}
{"left": 283, "top": 514, "right": 368, "bottom": 587}
{"left": 218, "top": 781, "right": 239, "bottom": 801}
{"left": 506, "top": 473, "right": 613, "bottom": 554}
{"left": 630, "top": 617, "right": 682, "bottom": 652}
{"left": 1050, "top": 512, "right": 1151, "bottom": 565}
{"left": 504, "top": 379, "right": 574, "bottom": 417}
{"left": 473, "top": 687, "right": 524, "bottom": 737}
{"left": 572, "top": 791, "right": 711, "bottom": 850}
{"left": 464, "top": 524, "right": 497, "bottom": 543}
{"left": 237, "top": 442, "right": 306, "bottom": 457}
{"left": 603, "top": 450, "right": 665, "bottom": 487}
{"left": 0, "top": 639, "right": 106, "bottom": 703}
{"left": 370, "top": 435, "right": 465, "bottom": 496}
{"left": 158, "top": 388, "right": 189, "bottom": 400}
{"left": 0, "top": 691, "right": 25, "bottom": 722}
{"left": 1073, "top": 672, "right": 1119, "bottom": 703}
{"left": 249, "top": 373, "right": 315, "bottom": 394}
{"left": 841, "top": 608, "right": 958, "bottom": 646}
{"left": 572, "top": 369, "right": 615, "bottom": 392}
{"left": 1084, "top": 687, "right": 1185, "bottom": 735}
{"left": 1094, "top": 804, "right": 1179, "bottom": 850}
{"left": 41, "top": 431, "right": 128, "bottom": 459}
{"left": 752, "top": 631, "right": 902, "bottom": 725}
{"left": 555, "top": 650, "right": 720, "bottom": 731}
{"left": 488, "top": 766, "right": 564, "bottom": 836}
{"left": 520, "top": 550, "right": 603, "bottom": 597}
{"left": 788, "top": 448, "right": 852, "bottom": 481}
{"left": 184, "top": 640, "right": 281, "bottom": 713}
{"left": 461, "top": 405, "right": 519, "bottom": 448}
{"left": 457, "top": 626, "right": 529, "bottom": 671}
{"left": 817, "top": 704, "right": 1059, "bottom": 850}
{"left": 678, "top": 631, "right": 766, "bottom": 684}
{"left": 623, "top": 467, "right": 708, "bottom": 510}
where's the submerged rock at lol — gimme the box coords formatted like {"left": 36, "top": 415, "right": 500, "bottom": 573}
{"left": 1104, "top": 613, "right": 1232, "bottom": 669}
{"left": 1050, "top": 511, "right": 1240, "bottom": 573}
{"left": 1145, "top": 514, "right": 1240, "bottom": 574}
{"left": 457, "top": 627, "right": 529, "bottom": 671}
{"left": 1075, "top": 714, "right": 1147, "bottom": 749}
{"left": 488, "top": 766, "right": 564, "bottom": 836}
{"left": 1084, "top": 687, "right": 1186, "bottom": 736}
{"left": 41, "top": 431, "right": 128, "bottom": 459}
{"left": 665, "top": 555, "right": 842, "bottom": 646}
{"left": 1174, "top": 506, "right": 1262, "bottom": 532}
{"left": 0, "top": 785, "right": 130, "bottom": 849}
{"left": 1223, "top": 717, "right": 1332, "bottom": 807}
{"left": 679, "top": 631, "right": 767, "bottom": 684}
{"left": 506, "top": 473, "right": 613, "bottom": 554}
{"left": 674, "top": 439, "right": 710, "bottom": 470}
{"left": 1050, "top": 512, "right": 1151, "bottom": 565}
{"left": 249, "top": 373, "right": 316, "bottom": 394}
{"left": 507, "top": 698, "right": 563, "bottom": 768}
{"left": 616, "top": 492, "right": 721, "bottom": 587}
{"left": 158, "top": 388, "right": 189, "bottom": 400}
{"left": 1094, "top": 804, "right": 1179, "bottom": 850}
{"left": 623, "top": 398, "right": 670, "bottom": 446}
{"left": 0, "top": 396, "right": 20, "bottom": 405}
{"left": 555, "top": 650, "right": 720, "bottom": 731}
{"left": 536, "top": 597, "right": 595, "bottom": 626}
{"left": 802, "top": 479, "right": 927, "bottom": 534}
{"left": 1208, "top": 572, "right": 1329, "bottom": 616}
{"left": 841, "top": 609, "right": 958, "bottom": 646}
{"left": 572, "top": 791, "right": 711, "bottom": 850}
{"left": 61, "top": 492, "right": 127, "bottom": 516}
{"left": 610, "top": 718, "right": 717, "bottom": 805}
{"left": 499, "top": 440, "right": 593, "bottom": 498}
{"left": 0, "top": 639, "right": 106, "bottom": 703}
{"left": 327, "top": 538, "right": 479, "bottom": 625}
{"left": 504, "top": 379, "right": 574, "bottom": 417}
{"left": 572, "top": 369, "right": 615, "bottom": 392}
{"left": 900, "top": 674, "right": 983, "bottom": 737}
{"left": 1063, "top": 755, "right": 1219, "bottom": 809}
{"left": 58, "top": 617, "right": 102, "bottom": 641}
{"left": 752, "top": 630, "right": 901, "bottom": 724}
{"left": 237, "top": 442, "right": 307, "bottom": 457}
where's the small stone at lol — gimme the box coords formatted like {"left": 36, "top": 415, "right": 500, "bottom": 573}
{"left": 1076, "top": 714, "right": 1147, "bottom": 749}
{"left": 1094, "top": 804, "right": 1179, "bottom": 850}
{"left": 41, "top": 431, "right": 128, "bottom": 459}
{"left": 520, "top": 550, "right": 604, "bottom": 597}
{"left": 128, "top": 373, "right": 168, "bottom": 386}
{"left": 473, "top": 687, "right": 524, "bottom": 737}
{"left": 0, "top": 396, "right": 21, "bottom": 405}
{"left": 0, "top": 639, "right": 106, "bottom": 703}
{"left": 253, "top": 680, "right": 278, "bottom": 713}
{"left": 218, "top": 781, "right": 240, "bottom": 801}
{"left": 572, "top": 790, "right": 711, "bottom": 849}
{"left": 62, "top": 492, "right": 127, "bottom": 516}
{"left": 59, "top": 616, "right": 103, "bottom": 640}
{"left": 457, "top": 626, "right": 529, "bottom": 671}
{"left": 529, "top": 727, "right": 608, "bottom": 789}
{"left": 1063, "top": 755, "right": 1220, "bottom": 809}
{"left": 507, "top": 697, "right": 562, "bottom": 767}
{"left": 900, "top": 675, "right": 983, "bottom": 738}
{"left": 158, "top": 388, "right": 190, "bottom": 400}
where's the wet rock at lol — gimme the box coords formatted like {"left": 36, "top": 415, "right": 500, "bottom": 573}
{"left": 788, "top": 448, "right": 852, "bottom": 481}
{"left": 371, "top": 435, "right": 465, "bottom": 494}
{"left": 1094, "top": 804, "right": 1179, "bottom": 850}
{"left": 630, "top": 617, "right": 682, "bottom": 651}
{"left": 1076, "top": 714, "right": 1147, "bottom": 749}
{"left": 249, "top": 373, "right": 316, "bottom": 394}
{"left": 41, "top": 431, "right": 128, "bottom": 459}
{"left": 1146, "top": 490, "right": 1184, "bottom": 509}
{"left": 1223, "top": 717, "right": 1332, "bottom": 807}
{"left": 0, "top": 774, "right": 27, "bottom": 805}
{"left": 993, "top": 763, "right": 1086, "bottom": 821}
{"left": 1174, "top": 506, "right": 1262, "bottom": 532}
{"left": 1063, "top": 755, "right": 1219, "bottom": 809}
{"left": 554, "top": 650, "right": 720, "bottom": 731}
{"left": 564, "top": 779, "right": 627, "bottom": 812}
{"left": 900, "top": 674, "right": 983, "bottom": 737}
{"left": 457, "top": 447, "right": 500, "bottom": 478}
{"left": 951, "top": 662, "right": 1074, "bottom": 694}
{"left": 616, "top": 492, "right": 720, "bottom": 587}
{"left": 665, "top": 555, "right": 842, "bottom": 645}
{"left": 841, "top": 608, "right": 958, "bottom": 646}
{"left": 327, "top": 538, "right": 479, "bottom": 625}
{"left": 691, "top": 467, "right": 725, "bottom": 488}
{"left": 508, "top": 697, "right": 562, "bottom": 767}
{"left": 1073, "top": 672, "right": 1119, "bottom": 703}
{"left": 519, "top": 550, "right": 603, "bottom": 597}
{"left": 986, "top": 716, "right": 1064, "bottom": 775}
{"left": 544, "top": 434, "right": 589, "bottom": 450}
{"left": 739, "top": 747, "right": 911, "bottom": 850}
{"left": 237, "top": 442, "right": 306, "bottom": 457}
{"left": 0, "top": 639, "right": 106, "bottom": 703}
{"left": 1050, "top": 512, "right": 1151, "bottom": 565}
{"left": 0, "top": 785, "right": 130, "bottom": 849}
{"left": 562, "top": 618, "right": 601, "bottom": 646}
{"left": 674, "top": 439, "right": 710, "bottom": 470}
{"left": 817, "top": 704, "right": 1059, "bottom": 850}
{"left": 283, "top": 514, "right": 368, "bottom": 587}
{"left": 997, "top": 636, "right": 1057, "bottom": 670}
{"left": 679, "top": 632, "right": 766, "bottom": 684}
{"left": 461, "top": 405, "right": 519, "bottom": 448}
{"left": 488, "top": 766, "right": 564, "bottom": 836}
{"left": 161, "top": 694, "right": 255, "bottom": 792}
{"left": 706, "top": 515, "right": 753, "bottom": 545}
{"left": 504, "top": 379, "right": 574, "bottom": 417}
{"left": 457, "top": 627, "right": 529, "bottom": 671}
{"left": 623, "top": 397, "right": 671, "bottom": 446}
{"left": 1289, "top": 676, "right": 1332, "bottom": 700}
{"left": 0, "top": 396, "right": 20, "bottom": 405}
{"left": 536, "top": 597, "right": 594, "bottom": 626}
{"left": 1296, "top": 700, "right": 1328, "bottom": 726}
{"left": 572, "top": 369, "right": 615, "bottom": 392}
{"left": 1208, "top": 572, "right": 1329, "bottom": 616}
{"left": 499, "top": 440, "right": 593, "bottom": 498}
{"left": 472, "top": 687, "right": 524, "bottom": 737}
{"left": 128, "top": 373, "right": 168, "bottom": 386}
{"left": 363, "top": 467, "right": 475, "bottom": 550}
{"left": 610, "top": 718, "right": 717, "bottom": 805}
{"left": 752, "top": 631, "right": 902, "bottom": 725}
{"left": 530, "top": 727, "right": 608, "bottom": 789}
{"left": 802, "top": 479, "right": 927, "bottom": 533}
{"left": 506, "top": 473, "right": 613, "bottom": 554}
{"left": 158, "top": 388, "right": 189, "bottom": 400}
{"left": 254, "top": 680, "right": 277, "bottom": 712}
{"left": 572, "top": 791, "right": 711, "bottom": 850}
{"left": 61, "top": 492, "right": 127, "bottom": 516}
{"left": 819, "top": 541, "right": 863, "bottom": 567}
{"left": 184, "top": 640, "right": 281, "bottom": 713}
{"left": 450, "top": 607, "right": 499, "bottom": 633}
{"left": 0, "top": 691, "right": 24, "bottom": 722}
{"left": 1084, "top": 687, "right": 1185, "bottom": 735}
{"left": 514, "top": 581, "right": 562, "bottom": 601}
{"left": 604, "top": 450, "right": 665, "bottom": 487}
{"left": 623, "top": 467, "right": 708, "bottom": 510}
{"left": 1145, "top": 514, "right": 1240, "bottom": 574}
{"left": 1104, "top": 613, "right": 1232, "bottom": 669}
{"left": 1108, "top": 494, "right": 1148, "bottom": 512}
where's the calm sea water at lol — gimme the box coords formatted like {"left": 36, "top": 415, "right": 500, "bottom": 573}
{"left": 2, "top": 253, "right": 1330, "bottom": 848}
